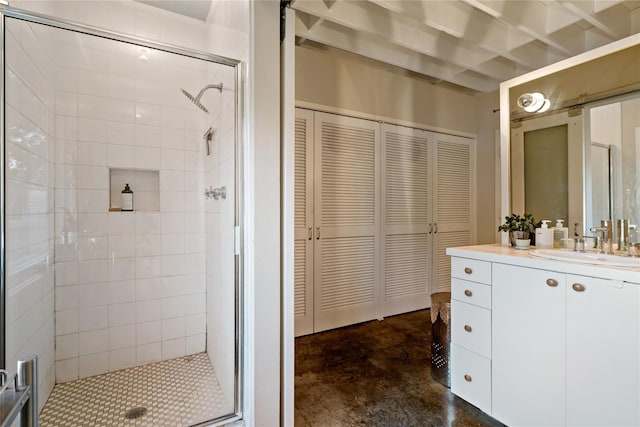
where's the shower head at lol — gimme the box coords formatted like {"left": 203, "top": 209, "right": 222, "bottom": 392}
{"left": 181, "top": 88, "right": 209, "bottom": 113}
{"left": 180, "top": 83, "right": 223, "bottom": 114}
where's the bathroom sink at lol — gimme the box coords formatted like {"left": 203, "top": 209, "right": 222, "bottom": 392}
{"left": 530, "top": 249, "right": 640, "bottom": 268}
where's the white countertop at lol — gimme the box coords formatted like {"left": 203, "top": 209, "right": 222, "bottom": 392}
{"left": 447, "top": 244, "right": 640, "bottom": 284}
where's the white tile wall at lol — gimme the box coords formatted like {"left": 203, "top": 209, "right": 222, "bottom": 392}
{"left": 8, "top": 4, "right": 243, "bottom": 413}
{"left": 46, "top": 20, "right": 228, "bottom": 383}
{"left": 4, "top": 18, "right": 56, "bottom": 413}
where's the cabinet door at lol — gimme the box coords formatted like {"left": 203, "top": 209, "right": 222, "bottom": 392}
{"left": 381, "top": 124, "right": 430, "bottom": 316}
{"left": 313, "top": 112, "right": 380, "bottom": 332}
{"left": 294, "top": 109, "right": 314, "bottom": 336}
{"left": 492, "top": 264, "right": 566, "bottom": 426}
{"left": 432, "top": 133, "right": 474, "bottom": 292}
{"left": 566, "top": 276, "right": 640, "bottom": 426}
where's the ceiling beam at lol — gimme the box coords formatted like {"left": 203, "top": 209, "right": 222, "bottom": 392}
{"left": 462, "top": 0, "right": 575, "bottom": 55}
{"left": 293, "top": 0, "right": 525, "bottom": 82}
{"left": 557, "top": 0, "right": 621, "bottom": 39}
{"left": 369, "top": 0, "right": 548, "bottom": 71}
{"left": 295, "top": 14, "right": 499, "bottom": 92}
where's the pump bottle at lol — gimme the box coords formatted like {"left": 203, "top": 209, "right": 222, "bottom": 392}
{"left": 535, "top": 220, "right": 553, "bottom": 248}
{"left": 552, "top": 219, "right": 568, "bottom": 248}
{"left": 121, "top": 183, "right": 134, "bottom": 212}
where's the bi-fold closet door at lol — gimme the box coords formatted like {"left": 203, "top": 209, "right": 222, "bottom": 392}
{"left": 381, "top": 124, "right": 473, "bottom": 317}
{"left": 295, "top": 109, "right": 381, "bottom": 336}
{"left": 294, "top": 110, "right": 473, "bottom": 336}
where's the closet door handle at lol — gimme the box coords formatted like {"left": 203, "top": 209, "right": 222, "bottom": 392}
{"left": 316, "top": 227, "right": 320, "bottom": 240}
{"left": 429, "top": 223, "right": 433, "bottom": 234}
{"left": 433, "top": 223, "right": 438, "bottom": 234}
{"left": 308, "top": 226, "right": 312, "bottom": 240}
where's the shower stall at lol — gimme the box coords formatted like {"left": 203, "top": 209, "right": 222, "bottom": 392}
{"left": 1, "top": 4, "right": 243, "bottom": 426}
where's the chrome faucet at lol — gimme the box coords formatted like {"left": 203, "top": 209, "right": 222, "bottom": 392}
{"left": 589, "top": 226, "right": 613, "bottom": 254}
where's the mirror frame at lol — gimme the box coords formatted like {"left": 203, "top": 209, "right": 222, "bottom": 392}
{"left": 499, "top": 33, "right": 640, "bottom": 246}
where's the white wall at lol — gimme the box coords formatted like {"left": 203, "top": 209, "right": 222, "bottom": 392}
{"left": 295, "top": 43, "right": 478, "bottom": 134}
{"left": 4, "top": 17, "right": 56, "bottom": 413}
{"left": 246, "top": 1, "right": 281, "bottom": 425}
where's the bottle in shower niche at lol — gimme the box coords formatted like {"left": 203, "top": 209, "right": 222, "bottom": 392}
{"left": 121, "top": 184, "right": 134, "bottom": 211}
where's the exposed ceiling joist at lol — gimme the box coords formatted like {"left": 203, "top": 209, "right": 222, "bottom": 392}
{"left": 291, "top": 0, "right": 640, "bottom": 93}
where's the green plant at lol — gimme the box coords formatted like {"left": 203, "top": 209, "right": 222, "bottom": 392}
{"left": 498, "top": 213, "right": 540, "bottom": 234}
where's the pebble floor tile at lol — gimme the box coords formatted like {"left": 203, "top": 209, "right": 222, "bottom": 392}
{"left": 40, "top": 353, "right": 229, "bottom": 427}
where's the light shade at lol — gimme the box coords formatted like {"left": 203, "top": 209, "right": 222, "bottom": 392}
{"left": 517, "top": 92, "right": 550, "bottom": 113}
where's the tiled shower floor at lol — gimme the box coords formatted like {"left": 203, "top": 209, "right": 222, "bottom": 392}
{"left": 40, "top": 353, "right": 228, "bottom": 427}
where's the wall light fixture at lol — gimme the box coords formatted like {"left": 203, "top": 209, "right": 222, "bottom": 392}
{"left": 517, "top": 92, "right": 550, "bottom": 113}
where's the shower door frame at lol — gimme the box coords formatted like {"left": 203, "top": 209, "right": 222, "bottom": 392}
{"left": 0, "top": 4, "right": 245, "bottom": 423}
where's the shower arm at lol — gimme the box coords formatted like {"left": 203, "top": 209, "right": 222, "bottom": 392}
{"left": 181, "top": 83, "right": 223, "bottom": 113}
{"left": 194, "top": 83, "right": 223, "bottom": 103}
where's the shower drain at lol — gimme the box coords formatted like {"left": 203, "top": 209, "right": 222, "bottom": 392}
{"left": 125, "top": 407, "right": 148, "bottom": 419}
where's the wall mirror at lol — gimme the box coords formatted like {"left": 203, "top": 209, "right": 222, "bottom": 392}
{"left": 500, "top": 34, "right": 640, "bottom": 243}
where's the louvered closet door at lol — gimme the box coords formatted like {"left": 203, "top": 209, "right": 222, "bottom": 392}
{"left": 432, "top": 133, "right": 474, "bottom": 293}
{"left": 314, "top": 112, "right": 380, "bottom": 332}
{"left": 381, "top": 124, "right": 431, "bottom": 317}
{"left": 294, "top": 109, "right": 314, "bottom": 336}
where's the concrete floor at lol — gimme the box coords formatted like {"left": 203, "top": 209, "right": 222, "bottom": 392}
{"left": 294, "top": 310, "right": 504, "bottom": 427}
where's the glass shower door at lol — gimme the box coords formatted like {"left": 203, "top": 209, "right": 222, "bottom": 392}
{"left": 2, "top": 11, "right": 242, "bottom": 426}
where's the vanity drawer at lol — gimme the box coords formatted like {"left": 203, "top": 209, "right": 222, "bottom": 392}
{"left": 452, "top": 278, "right": 491, "bottom": 309}
{"left": 452, "top": 300, "right": 491, "bottom": 358}
{"left": 452, "top": 344, "right": 491, "bottom": 415}
{"left": 451, "top": 257, "right": 491, "bottom": 285}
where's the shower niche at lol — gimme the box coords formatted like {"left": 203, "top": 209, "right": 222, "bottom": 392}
{"left": 109, "top": 169, "right": 160, "bottom": 212}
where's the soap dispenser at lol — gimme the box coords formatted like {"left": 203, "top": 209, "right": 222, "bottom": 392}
{"left": 552, "top": 219, "right": 568, "bottom": 248}
{"left": 121, "top": 183, "right": 134, "bottom": 212}
{"left": 535, "top": 220, "right": 553, "bottom": 248}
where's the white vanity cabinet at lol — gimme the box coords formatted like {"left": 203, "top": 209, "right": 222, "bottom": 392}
{"left": 565, "top": 274, "right": 640, "bottom": 426}
{"left": 492, "top": 263, "right": 567, "bottom": 426}
{"left": 450, "top": 257, "right": 492, "bottom": 415}
{"left": 447, "top": 245, "right": 640, "bottom": 427}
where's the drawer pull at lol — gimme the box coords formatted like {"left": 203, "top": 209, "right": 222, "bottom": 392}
{"left": 464, "top": 289, "right": 473, "bottom": 297}
{"left": 546, "top": 278, "right": 558, "bottom": 287}
{"left": 464, "top": 325, "right": 472, "bottom": 332}
{"left": 464, "top": 267, "right": 473, "bottom": 275}
{"left": 572, "top": 283, "right": 586, "bottom": 292}
{"left": 464, "top": 374, "right": 472, "bottom": 382}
